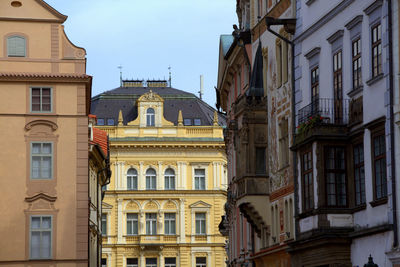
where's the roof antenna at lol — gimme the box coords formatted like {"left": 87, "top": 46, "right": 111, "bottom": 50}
{"left": 199, "top": 75, "right": 204, "bottom": 100}
{"left": 168, "top": 65, "right": 172, "bottom": 87}
{"left": 118, "top": 65, "right": 123, "bottom": 87}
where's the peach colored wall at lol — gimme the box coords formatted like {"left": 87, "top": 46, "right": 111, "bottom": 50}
{"left": 0, "top": 0, "right": 89, "bottom": 265}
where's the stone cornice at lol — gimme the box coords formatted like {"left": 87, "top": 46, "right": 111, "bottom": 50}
{"left": 345, "top": 15, "right": 363, "bottom": 30}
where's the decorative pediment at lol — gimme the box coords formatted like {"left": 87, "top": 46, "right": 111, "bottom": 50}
{"left": 189, "top": 200, "right": 212, "bottom": 208}
{"left": 25, "top": 193, "right": 57, "bottom": 211}
{"left": 144, "top": 200, "right": 160, "bottom": 210}
{"left": 138, "top": 90, "right": 163, "bottom": 102}
{"left": 25, "top": 120, "right": 58, "bottom": 131}
{"left": 102, "top": 202, "right": 113, "bottom": 210}
{"left": 126, "top": 200, "right": 139, "bottom": 210}
{"left": 163, "top": 200, "right": 178, "bottom": 210}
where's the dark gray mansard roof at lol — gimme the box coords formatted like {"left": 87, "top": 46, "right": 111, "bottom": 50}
{"left": 91, "top": 86, "right": 226, "bottom": 127}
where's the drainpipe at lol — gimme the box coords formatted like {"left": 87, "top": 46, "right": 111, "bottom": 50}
{"left": 388, "top": 0, "right": 398, "bottom": 248}
{"left": 265, "top": 24, "right": 299, "bottom": 239}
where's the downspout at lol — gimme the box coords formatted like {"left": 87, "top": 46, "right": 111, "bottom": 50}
{"left": 388, "top": 0, "right": 398, "bottom": 248}
{"left": 265, "top": 26, "right": 298, "bottom": 239}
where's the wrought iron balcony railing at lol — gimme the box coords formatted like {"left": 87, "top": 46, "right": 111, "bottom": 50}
{"left": 297, "top": 98, "right": 350, "bottom": 126}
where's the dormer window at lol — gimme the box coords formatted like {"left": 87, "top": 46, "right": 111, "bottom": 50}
{"left": 7, "top": 35, "right": 26, "bottom": 57}
{"left": 146, "top": 108, "right": 155, "bottom": 126}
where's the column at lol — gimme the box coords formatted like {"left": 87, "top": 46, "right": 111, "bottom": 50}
{"left": 177, "top": 162, "right": 182, "bottom": 189}
{"left": 121, "top": 162, "right": 126, "bottom": 190}
{"left": 207, "top": 210, "right": 211, "bottom": 243}
{"left": 159, "top": 251, "right": 164, "bottom": 267}
{"left": 139, "top": 161, "right": 144, "bottom": 190}
{"left": 158, "top": 161, "right": 163, "bottom": 190}
{"left": 182, "top": 162, "right": 187, "bottom": 189}
{"left": 179, "top": 199, "right": 186, "bottom": 243}
{"left": 140, "top": 251, "right": 145, "bottom": 267}
{"left": 139, "top": 211, "right": 145, "bottom": 235}
{"left": 114, "top": 162, "right": 119, "bottom": 190}
{"left": 207, "top": 252, "right": 212, "bottom": 267}
{"left": 213, "top": 162, "right": 217, "bottom": 189}
{"left": 117, "top": 198, "right": 123, "bottom": 243}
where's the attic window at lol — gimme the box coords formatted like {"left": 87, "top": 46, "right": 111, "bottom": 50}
{"left": 107, "top": 119, "right": 114, "bottom": 126}
{"left": 11, "top": 1, "right": 22, "bottom": 7}
{"left": 184, "top": 119, "right": 192, "bottom": 126}
{"left": 97, "top": 119, "right": 105, "bottom": 126}
{"left": 194, "top": 119, "right": 201, "bottom": 126}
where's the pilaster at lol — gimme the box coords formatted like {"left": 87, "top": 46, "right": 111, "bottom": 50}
{"left": 117, "top": 198, "right": 123, "bottom": 243}
{"left": 139, "top": 161, "right": 144, "bottom": 190}
{"left": 179, "top": 198, "right": 186, "bottom": 243}
{"left": 158, "top": 161, "right": 163, "bottom": 190}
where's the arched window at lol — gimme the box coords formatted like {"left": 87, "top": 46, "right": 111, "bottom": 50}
{"left": 146, "top": 168, "right": 156, "bottom": 190}
{"left": 7, "top": 35, "right": 26, "bottom": 57}
{"left": 127, "top": 168, "right": 137, "bottom": 190}
{"left": 164, "top": 168, "right": 175, "bottom": 190}
{"left": 146, "top": 108, "right": 155, "bottom": 126}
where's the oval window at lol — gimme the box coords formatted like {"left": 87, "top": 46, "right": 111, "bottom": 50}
{"left": 11, "top": 1, "right": 22, "bottom": 7}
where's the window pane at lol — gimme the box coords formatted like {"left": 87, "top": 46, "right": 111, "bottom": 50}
{"left": 30, "top": 232, "right": 41, "bottom": 258}
{"left": 42, "top": 217, "right": 51, "bottom": 229}
{"left": 31, "top": 217, "right": 41, "bottom": 229}
{"left": 32, "top": 144, "right": 41, "bottom": 154}
{"left": 41, "top": 231, "right": 51, "bottom": 258}
{"left": 42, "top": 143, "right": 52, "bottom": 154}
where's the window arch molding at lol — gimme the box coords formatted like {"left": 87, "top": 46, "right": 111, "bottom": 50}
{"left": 5, "top": 32, "right": 28, "bottom": 57}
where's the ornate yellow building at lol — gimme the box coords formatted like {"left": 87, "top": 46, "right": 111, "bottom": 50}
{"left": 92, "top": 81, "right": 227, "bottom": 267}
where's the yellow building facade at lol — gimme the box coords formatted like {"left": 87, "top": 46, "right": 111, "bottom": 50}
{"left": 93, "top": 83, "right": 227, "bottom": 267}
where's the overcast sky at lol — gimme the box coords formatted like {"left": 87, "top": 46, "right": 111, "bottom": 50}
{"left": 45, "top": 0, "right": 237, "bottom": 108}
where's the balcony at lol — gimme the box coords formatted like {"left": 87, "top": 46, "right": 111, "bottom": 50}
{"left": 235, "top": 175, "right": 269, "bottom": 199}
{"left": 122, "top": 235, "right": 178, "bottom": 245}
{"left": 294, "top": 98, "right": 350, "bottom": 147}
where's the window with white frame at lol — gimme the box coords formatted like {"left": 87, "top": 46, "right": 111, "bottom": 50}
{"left": 127, "top": 213, "right": 138, "bottom": 235}
{"left": 127, "top": 168, "right": 138, "bottom": 190}
{"left": 164, "top": 168, "right": 175, "bottom": 190}
{"left": 195, "top": 213, "right": 206, "bottom": 235}
{"left": 101, "top": 214, "right": 107, "bottom": 236}
{"left": 31, "top": 142, "right": 53, "bottom": 179}
{"left": 164, "top": 213, "right": 176, "bottom": 235}
{"left": 146, "top": 213, "right": 157, "bottom": 235}
{"left": 7, "top": 35, "right": 26, "bottom": 57}
{"left": 30, "top": 215, "right": 52, "bottom": 259}
{"left": 31, "top": 87, "right": 52, "bottom": 112}
{"left": 165, "top": 257, "right": 176, "bottom": 267}
{"left": 127, "top": 258, "right": 138, "bottom": 267}
{"left": 196, "top": 257, "right": 207, "bottom": 267}
{"left": 194, "top": 169, "right": 205, "bottom": 190}
{"left": 146, "top": 257, "right": 157, "bottom": 267}
{"left": 146, "top": 168, "right": 157, "bottom": 190}
{"left": 146, "top": 108, "right": 155, "bottom": 126}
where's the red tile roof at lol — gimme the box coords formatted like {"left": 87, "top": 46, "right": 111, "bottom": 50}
{"left": 92, "top": 127, "right": 108, "bottom": 156}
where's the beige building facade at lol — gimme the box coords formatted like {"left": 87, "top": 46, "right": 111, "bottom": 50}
{"left": 0, "top": 0, "right": 92, "bottom": 265}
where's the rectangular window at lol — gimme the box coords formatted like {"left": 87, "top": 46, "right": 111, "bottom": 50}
{"left": 194, "top": 118, "right": 201, "bottom": 126}
{"left": 311, "top": 67, "right": 319, "bottom": 113}
{"left": 352, "top": 38, "right": 362, "bottom": 89}
{"left": 164, "top": 213, "right": 176, "bottom": 235}
{"left": 325, "top": 147, "right": 347, "bottom": 207}
{"left": 101, "top": 258, "right": 107, "bottom": 267}
{"left": 255, "top": 147, "right": 266, "bottom": 174}
{"left": 194, "top": 169, "right": 206, "bottom": 190}
{"left": 101, "top": 214, "right": 107, "bottom": 236}
{"left": 333, "top": 50, "right": 343, "bottom": 124}
{"left": 373, "top": 134, "right": 387, "bottom": 199}
{"left": 31, "top": 142, "right": 53, "bottom": 179}
{"left": 146, "top": 213, "right": 157, "bottom": 235}
{"left": 165, "top": 257, "right": 176, "bottom": 267}
{"left": 146, "top": 258, "right": 157, "bottom": 267}
{"left": 371, "top": 23, "right": 382, "bottom": 77}
{"left": 30, "top": 215, "right": 52, "bottom": 259}
{"left": 127, "top": 258, "right": 138, "bottom": 267}
{"left": 195, "top": 213, "right": 206, "bottom": 235}
{"left": 31, "top": 87, "right": 52, "bottom": 112}
{"left": 353, "top": 143, "right": 366, "bottom": 206}
{"left": 7, "top": 36, "right": 26, "bottom": 57}
{"left": 127, "top": 213, "right": 138, "bottom": 235}
{"left": 184, "top": 118, "right": 192, "bottom": 125}
{"left": 196, "top": 257, "right": 207, "bottom": 267}
{"left": 301, "top": 151, "right": 313, "bottom": 211}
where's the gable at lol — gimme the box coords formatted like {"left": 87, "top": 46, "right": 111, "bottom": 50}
{"left": 189, "top": 200, "right": 212, "bottom": 208}
{"left": 0, "top": 0, "right": 67, "bottom": 23}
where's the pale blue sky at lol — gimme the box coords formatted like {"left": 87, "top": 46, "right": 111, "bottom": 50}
{"left": 45, "top": 0, "right": 237, "bottom": 108}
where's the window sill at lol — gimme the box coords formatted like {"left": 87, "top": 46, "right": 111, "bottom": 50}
{"left": 366, "top": 73, "right": 384, "bottom": 86}
{"left": 352, "top": 203, "right": 367, "bottom": 212}
{"left": 347, "top": 86, "right": 363, "bottom": 98}
{"left": 370, "top": 197, "right": 387, "bottom": 207}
